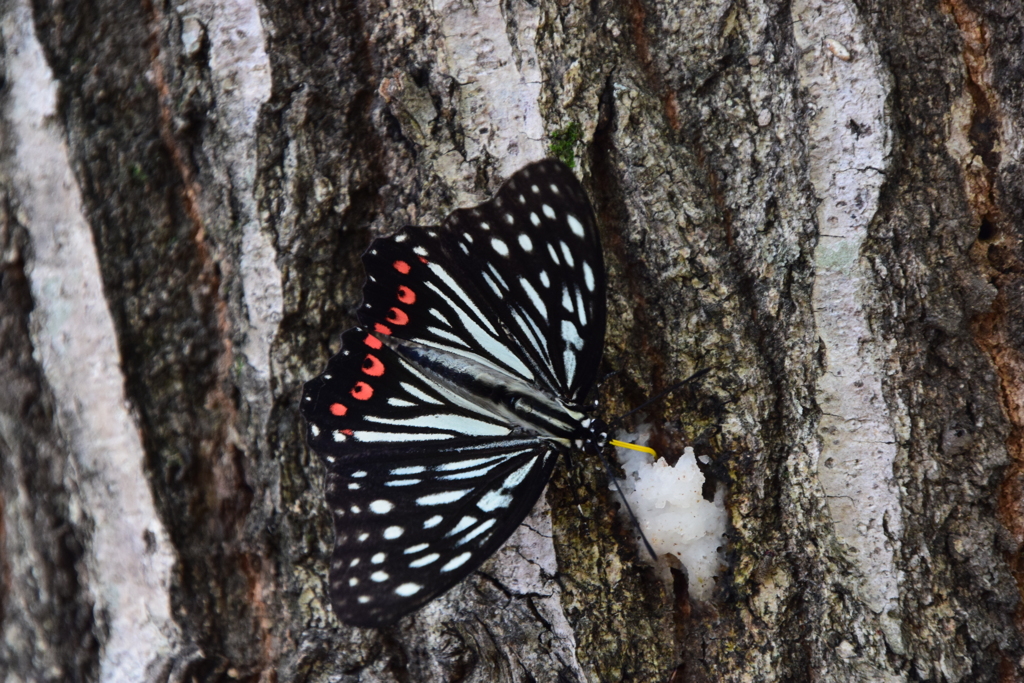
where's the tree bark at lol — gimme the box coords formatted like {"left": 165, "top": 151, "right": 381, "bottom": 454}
{"left": 2, "top": 0, "right": 1023, "bottom": 681}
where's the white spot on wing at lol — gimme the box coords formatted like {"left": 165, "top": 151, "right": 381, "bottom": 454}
{"left": 395, "top": 583, "right": 423, "bottom": 596}
{"left": 423, "top": 515, "right": 443, "bottom": 528}
{"left": 583, "top": 262, "right": 595, "bottom": 292}
{"left": 540, "top": 271, "right": 550, "bottom": 288}
{"left": 491, "top": 238, "right": 510, "bottom": 256}
{"left": 371, "top": 571, "right": 389, "bottom": 582}
{"left": 372, "top": 552, "right": 385, "bottom": 564}
{"left": 560, "top": 241, "right": 574, "bottom": 267}
{"left": 383, "top": 526, "right": 404, "bottom": 539}
{"left": 504, "top": 213, "right": 514, "bottom": 224}
{"left": 310, "top": 424, "right": 320, "bottom": 437}
{"left": 530, "top": 212, "right": 540, "bottom": 226}
{"left": 370, "top": 500, "right": 394, "bottom": 514}
{"left": 358, "top": 596, "right": 371, "bottom": 604}
{"left": 542, "top": 204, "right": 556, "bottom": 219}
{"left": 519, "top": 234, "right": 533, "bottom": 252}
{"left": 567, "top": 215, "right": 585, "bottom": 237}
{"left": 561, "top": 287, "right": 573, "bottom": 312}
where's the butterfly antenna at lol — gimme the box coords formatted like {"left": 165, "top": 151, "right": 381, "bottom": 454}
{"left": 609, "top": 368, "right": 711, "bottom": 430}
{"left": 596, "top": 447, "right": 658, "bottom": 561}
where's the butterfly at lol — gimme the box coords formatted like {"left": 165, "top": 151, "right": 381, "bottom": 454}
{"left": 301, "top": 158, "right": 619, "bottom": 628}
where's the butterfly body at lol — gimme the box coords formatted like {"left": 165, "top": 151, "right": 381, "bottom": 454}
{"left": 301, "top": 159, "right": 607, "bottom": 627}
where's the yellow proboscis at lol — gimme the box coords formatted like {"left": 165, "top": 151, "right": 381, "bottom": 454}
{"left": 608, "top": 439, "right": 657, "bottom": 458}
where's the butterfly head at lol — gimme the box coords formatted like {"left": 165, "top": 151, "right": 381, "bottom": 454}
{"left": 576, "top": 417, "right": 610, "bottom": 455}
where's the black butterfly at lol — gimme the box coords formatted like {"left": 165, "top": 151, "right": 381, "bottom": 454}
{"left": 301, "top": 159, "right": 614, "bottom": 628}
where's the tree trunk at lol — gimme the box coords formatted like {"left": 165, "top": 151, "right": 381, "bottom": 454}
{"left": 2, "top": 0, "right": 1022, "bottom": 680}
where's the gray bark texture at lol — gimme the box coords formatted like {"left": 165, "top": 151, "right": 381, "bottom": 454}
{"left": 1, "top": 0, "right": 1023, "bottom": 680}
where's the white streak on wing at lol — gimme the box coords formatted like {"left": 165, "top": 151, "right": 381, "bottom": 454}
{"left": 562, "top": 320, "right": 584, "bottom": 350}
{"left": 447, "top": 516, "right": 478, "bottom": 536}
{"left": 519, "top": 278, "right": 548, "bottom": 321}
{"left": 388, "top": 397, "right": 416, "bottom": 407}
{"left": 503, "top": 457, "right": 537, "bottom": 490}
{"left": 457, "top": 518, "right": 497, "bottom": 545}
{"left": 477, "top": 456, "right": 538, "bottom": 511}
{"left": 353, "top": 431, "right": 453, "bottom": 442}
{"left": 427, "top": 263, "right": 497, "bottom": 334}
{"left": 401, "top": 381, "right": 443, "bottom": 405}
{"left": 575, "top": 288, "right": 587, "bottom": 327}
{"left": 482, "top": 272, "right": 502, "bottom": 297}
{"left": 486, "top": 263, "right": 508, "bottom": 290}
{"left": 560, "top": 241, "right": 574, "bottom": 267}
{"left": 510, "top": 309, "right": 551, "bottom": 366}
{"left": 477, "top": 488, "right": 512, "bottom": 512}
{"left": 417, "top": 489, "right": 471, "bottom": 506}
{"left": 436, "top": 455, "right": 509, "bottom": 471}
{"left": 424, "top": 279, "right": 532, "bottom": 379}
{"left": 425, "top": 326, "right": 471, "bottom": 346}
{"left": 404, "top": 543, "right": 429, "bottom": 554}
{"left": 567, "top": 215, "right": 585, "bottom": 237}
{"left": 583, "top": 261, "right": 595, "bottom": 292}
{"left": 539, "top": 271, "right": 550, "bottom": 288}
{"left": 430, "top": 308, "right": 452, "bottom": 327}
{"left": 385, "top": 479, "right": 422, "bottom": 486}
{"left": 563, "top": 349, "right": 577, "bottom": 386}
{"left": 392, "top": 466, "right": 426, "bottom": 475}
{"left": 365, "top": 413, "right": 510, "bottom": 437}
{"left": 423, "top": 516, "right": 443, "bottom": 528}
{"left": 561, "top": 287, "right": 573, "bottom": 312}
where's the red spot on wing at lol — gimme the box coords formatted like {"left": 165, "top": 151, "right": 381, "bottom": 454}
{"left": 364, "top": 334, "right": 383, "bottom": 349}
{"left": 374, "top": 323, "right": 392, "bottom": 335}
{"left": 351, "top": 382, "right": 373, "bottom": 400}
{"left": 362, "top": 354, "right": 384, "bottom": 377}
{"left": 393, "top": 260, "right": 411, "bottom": 274}
{"left": 418, "top": 256, "right": 429, "bottom": 264}
{"left": 386, "top": 307, "right": 409, "bottom": 325}
{"left": 397, "top": 285, "right": 416, "bottom": 304}
{"left": 330, "top": 403, "right": 348, "bottom": 416}
{"left": 341, "top": 429, "right": 353, "bottom": 436}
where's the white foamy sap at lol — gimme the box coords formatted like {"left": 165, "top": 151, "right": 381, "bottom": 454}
{"left": 613, "top": 440, "right": 727, "bottom": 601}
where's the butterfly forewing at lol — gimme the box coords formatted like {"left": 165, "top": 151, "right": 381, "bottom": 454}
{"left": 439, "top": 160, "right": 606, "bottom": 402}
{"left": 301, "top": 159, "right": 607, "bottom": 627}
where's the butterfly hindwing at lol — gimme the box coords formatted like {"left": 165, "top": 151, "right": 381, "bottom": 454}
{"left": 323, "top": 441, "right": 559, "bottom": 627}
